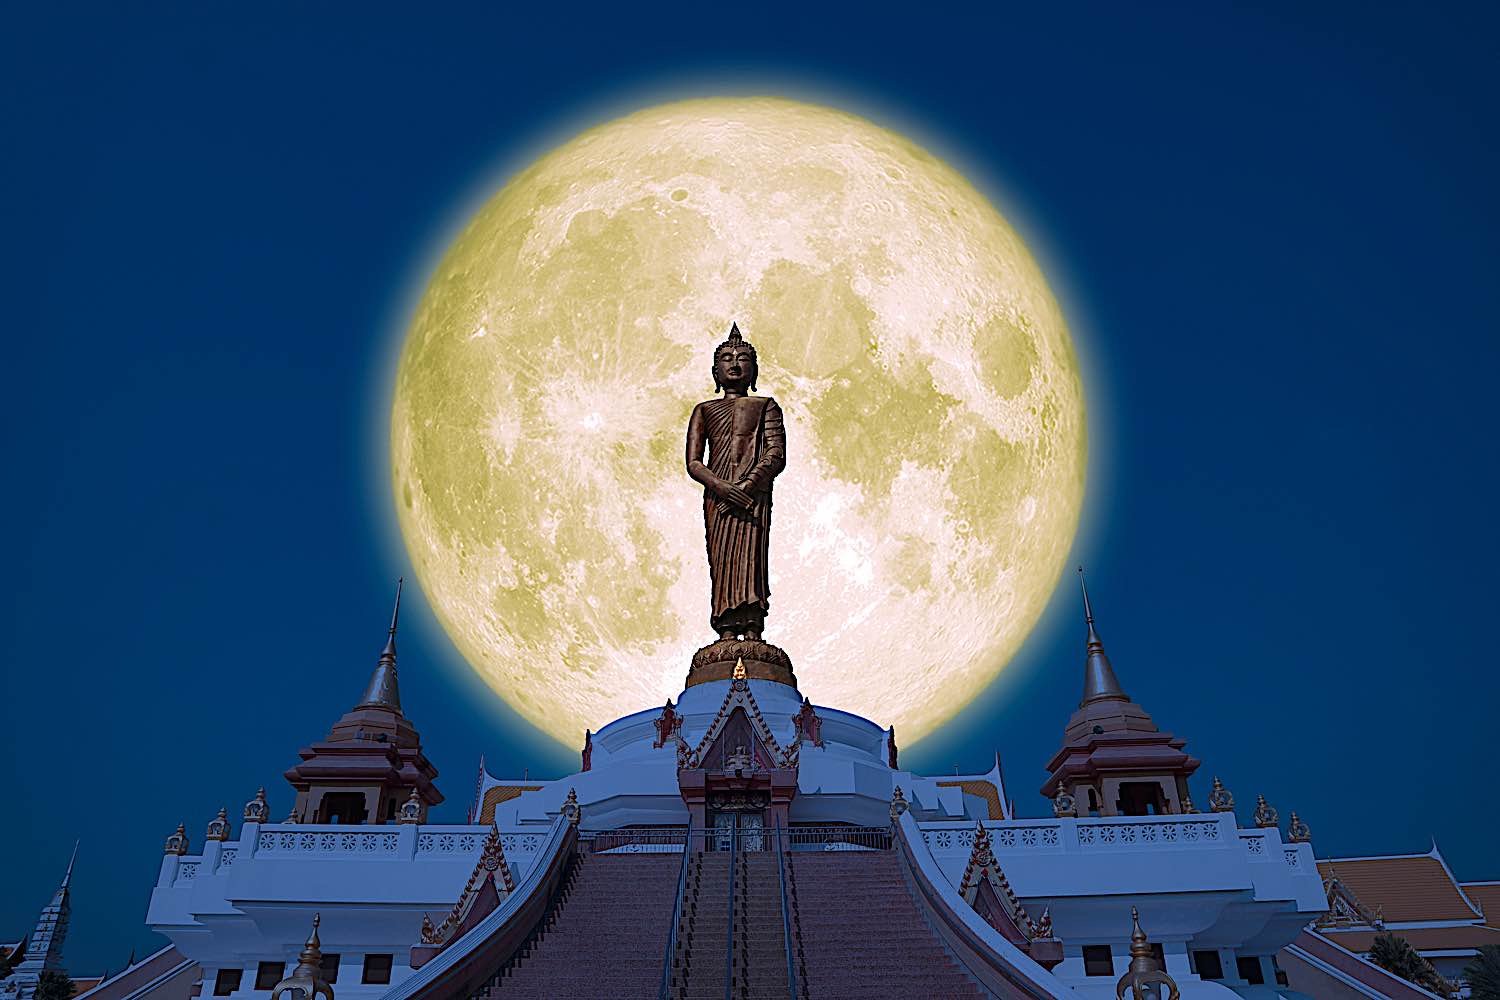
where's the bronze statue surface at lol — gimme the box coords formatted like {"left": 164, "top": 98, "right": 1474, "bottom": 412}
{"left": 685, "top": 323, "right": 786, "bottom": 640}
{"left": 684, "top": 324, "right": 795, "bottom": 688}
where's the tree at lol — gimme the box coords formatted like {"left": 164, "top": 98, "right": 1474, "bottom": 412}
{"left": 34, "top": 970, "right": 76, "bottom": 1000}
{"left": 1368, "top": 933, "right": 1451, "bottom": 996}
{"left": 1465, "top": 945, "right": 1500, "bottom": 1000}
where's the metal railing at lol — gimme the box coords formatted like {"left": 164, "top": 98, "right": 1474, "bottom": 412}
{"left": 602, "top": 822, "right": 891, "bottom": 1000}
{"left": 580, "top": 825, "right": 690, "bottom": 854}
{"left": 724, "top": 822, "right": 737, "bottom": 1000}
{"left": 656, "top": 821, "right": 693, "bottom": 1000}
{"left": 783, "top": 825, "right": 893, "bottom": 851}
{"left": 773, "top": 820, "right": 801, "bottom": 1000}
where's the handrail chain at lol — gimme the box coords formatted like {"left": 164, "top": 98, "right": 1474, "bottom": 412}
{"left": 724, "top": 824, "right": 737, "bottom": 1000}
{"left": 774, "top": 821, "right": 801, "bottom": 999}
{"left": 657, "top": 820, "right": 693, "bottom": 1000}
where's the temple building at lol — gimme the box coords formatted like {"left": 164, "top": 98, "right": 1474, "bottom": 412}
{"left": 99, "top": 563, "right": 1442, "bottom": 1000}
{"left": 10, "top": 566, "right": 1470, "bottom": 998}
{"left": 48, "top": 324, "right": 1493, "bottom": 997}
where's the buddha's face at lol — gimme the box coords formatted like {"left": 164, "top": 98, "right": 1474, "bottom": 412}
{"left": 715, "top": 344, "right": 756, "bottom": 392}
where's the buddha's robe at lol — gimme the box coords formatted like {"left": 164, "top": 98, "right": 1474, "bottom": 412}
{"left": 685, "top": 395, "right": 786, "bottom": 632}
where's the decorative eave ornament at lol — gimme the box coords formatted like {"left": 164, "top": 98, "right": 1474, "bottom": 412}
{"left": 1317, "top": 866, "right": 1384, "bottom": 930}
{"left": 1052, "top": 790, "right": 1078, "bottom": 818}
{"left": 681, "top": 670, "right": 790, "bottom": 769}
{"left": 958, "top": 821, "right": 1040, "bottom": 940}
{"left": 1116, "top": 907, "right": 1180, "bottom": 999}
{"left": 890, "top": 786, "right": 909, "bottom": 821}
{"left": 205, "top": 807, "right": 232, "bottom": 842}
{"left": 1179, "top": 794, "right": 1197, "bottom": 815}
{"left": 652, "top": 700, "right": 681, "bottom": 749}
{"left": 1208, "top": 776, "right": 1235, "bottom": 813}
{"left": 272, "top": 913, "right": 335, "bottom": 1000}
{"left": 284, "top": 807, "right": 300, "bottom": 825}
{"left": 791, "top": 697, "right": 823, "bottom": 747}
{"left": 398, "top": 788, "right": 424, "bottom": 825}
{"left": 1287, "top": 811, "right": 1311, "bottom": 843}
{"left": 1253, "top": 794, "right": 1279, "bottom": 829}
{"left": 561, "top": 788, "right": 581, "bottom": 827}
{"left": 164, "top": 823, "right": 189, "bottom": 856}
{"left": 419, "top": 825, "right": 514, "bottom": 948}
{"left": 243, "top": 787, "right": 270, "bottom": 823}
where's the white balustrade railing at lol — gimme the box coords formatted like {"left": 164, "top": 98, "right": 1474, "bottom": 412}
{"left": 919, "top": 813, "right": 1238, "bottom": 857}
{"left": 164, "top": 822, "right": 543, "bottom": 885}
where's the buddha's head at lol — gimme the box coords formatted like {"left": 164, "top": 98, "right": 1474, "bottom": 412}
{"left": 712, "top": 323, "right": 758, "bottom": 393}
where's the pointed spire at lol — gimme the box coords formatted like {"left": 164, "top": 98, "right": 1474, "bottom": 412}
{"left": 61, "top": 840, "right": 79, "bottom": 890}
{"left": 1077, "top": 567, "right": 1128, "bottom": 706}
{"left": 358, "top": 577, "right": 404, "bottom": 711}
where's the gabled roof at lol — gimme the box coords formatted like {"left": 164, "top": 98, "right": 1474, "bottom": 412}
{"left": 957, "top": 822, "right": 1039, "bottom": 946}
{"left": 420, "top": 826, "right": 514, "bottom": 948}
{"left": 1317, "top": 850, "right": 1484, "bottom": 923}
{"left": 684, "top": 677, "right": 788, "bottom": 769}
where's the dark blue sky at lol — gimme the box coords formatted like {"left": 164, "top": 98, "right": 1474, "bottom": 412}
{"left": 4, "top": 4, "right": 1497, "bottom": 973}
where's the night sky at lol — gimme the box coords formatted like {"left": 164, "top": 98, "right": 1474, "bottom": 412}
{"left": 4, "top": 5, "right": 1497, "bottom": 973}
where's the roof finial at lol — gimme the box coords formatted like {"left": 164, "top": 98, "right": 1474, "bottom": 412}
{"left": 62, "top": 839, "right": 79, "bottom": 889}
{"left": 358, "top": 578, "right": 404, "bottom": 711}
{"left": 384, "top": 576, "right": 404, "bottom": 658}
{"left": 1077, "top": 567, "right": 1128, "bottom": 706}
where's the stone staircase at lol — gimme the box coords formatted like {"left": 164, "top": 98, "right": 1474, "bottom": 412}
{"left": 474, "top": 841, "right": 983, "bottom": 1000}
{"left": 477, "top": 852, "right": 679, "bottom": 998}
{"left": 668, "top": 850, "right": 794, "bottom": 999}
{"left": 791, "top": 851, "right": 985, "bottom": 999}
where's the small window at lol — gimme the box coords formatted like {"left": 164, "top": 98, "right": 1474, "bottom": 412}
{"left": 254, "top": 962, "right": 284, "bottom": 990}
{"left": 213, "top": 968, "right": 243, "bottom": 995}
{"left": 1082, "top": 945, "right": 1114, "bottom": 976}
{"left": 1236, "top": 955, "right": 1265, "bottom": 985}
{"left": 319, "top": 954, "right": 340, "bottom": 982}
{"left": 1193, "top": 950, "right": 1224, "bottom": 980}
{"left": 1151, "top": 943, "right": 1165, "bottom": 967}
{"left": 362, "top": 954, "right": 393, "bottom": 985}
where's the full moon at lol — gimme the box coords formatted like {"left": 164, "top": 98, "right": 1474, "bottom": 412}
{"left": 391, "top": 97, "right": 1085, "bottom": 748}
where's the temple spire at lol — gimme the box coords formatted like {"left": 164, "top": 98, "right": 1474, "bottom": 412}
{"left": 58, "top": 840, "right": 78, "bottom": 894}
{"left": 1078, "top": 567, "right": 1127, "bottom": 706}
{"left": 358, "top": 578, "right": 404, "bottom": 711}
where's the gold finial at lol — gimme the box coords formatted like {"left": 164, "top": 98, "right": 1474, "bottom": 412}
{"left": 398, "top": 787, "right": 424, "bottom": 824}
{"left": 1116, "top": 907, "right": 1180, "bottom": 1000}
{"left": 890, "top": 785, "right": 909, "bottom": 821}
{"left": 273, "top": 913, "right": 334, "bottom": 1000}
{"left": 164, "top": 822, "right": 189, "bottom": 856}
{"left": 562, "top": 788, "right": 581, "bottom": 826}
{"left": 205, "top": 807, "right": 232, "bottom": 842}
{"left": 1208, "top": 776, "right": 1235, "bottom": 813}
{"left": 243, "top": 787, "right": 270, "bottom": 823}
{"left": 1253, "top": 794, "right": 1279, "bottom": 829}
{"left": 732, "top": 656, "right": 746, "bottom": 680}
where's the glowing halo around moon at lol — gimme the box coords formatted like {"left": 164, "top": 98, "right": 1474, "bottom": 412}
{"left": 391, "top": 97, "right": 1086, "bottom": 748}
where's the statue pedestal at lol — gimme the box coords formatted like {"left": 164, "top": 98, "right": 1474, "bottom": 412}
{"left": 686, "top": 638, "right": 797, "bottom": 689}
